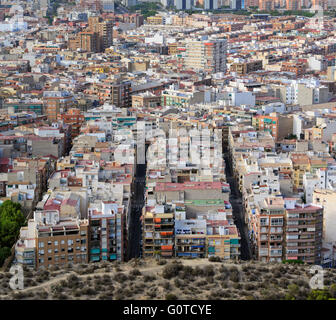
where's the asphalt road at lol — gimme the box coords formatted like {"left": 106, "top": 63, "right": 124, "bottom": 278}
{"left": 127, "top": 164, "right": 146, "bottom": 260}
{"left": 224, "top": 153, "right": 252, "bottom": 260}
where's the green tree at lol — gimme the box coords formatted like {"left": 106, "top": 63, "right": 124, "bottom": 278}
{"left": 329, "top": 284, "right": 336, "bottom": 298}
{"left": 0, "top": 200, "right": 25, "bottom": 248}
{"left": 0, "top": 247, "right": 11, "bottom": 266}
{"left": 307, "top": 289, "right": 331, "bottom": 300}
{"left": 285, "top": 283, "right": 299, "bottom": 300}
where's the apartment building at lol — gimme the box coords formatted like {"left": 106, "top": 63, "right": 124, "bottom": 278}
{"left": 290, "top": 153, "right": 311, "bottom": 192}
{"left": 230, "top": 60, "right": 263, "bottom": 75}
{"left": 98, "top": 80, "right": 132, "bottom": 108}
{"left": 132, "top": 92, "right": 161, "bottom": 109}
{"left": 88, "top": 201, "right": 125, "bottom": 262}
{"left": 142, "top": 202, "right": 175, "bottom": 258}
{"left": 161, "top": 86, "right": 205, "bottom": 107}
{"left": 15, "top": 210, "right": 89, "bottom": 269}
{"left": 246, "top": 191, "right": 285, "bottom": 263}
{"left": 258, "top": 0, "right": 275, "bottom": 10}
{"left": 147, "top": 15, "right": 164, "bottom": 25}
{"left": 252, "top": 113, "right": 293, "bottom": 141}
{"left": 174, "top": 202, "right": 206, "bottom": 258}
{"left": 184, "top": 39, "right": 227, "bottom": 73}
{"left": 43, "top": 91, "right": 74, "bottom": 122}
{"left": 206, "top": 211, "right": 240, "bottom": 260}
{"left": 284, "top": 198, "right": 323, "bottom": 264}
{"left": 285, "top": 0, "right": 301, "bottom": 10}
{"left": 58, "top": 108, "right": 84, "bottom": 139}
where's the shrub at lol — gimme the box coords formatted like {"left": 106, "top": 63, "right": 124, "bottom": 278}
{"left": 162, "top": 263, "right": 183, "bottom": 279}
{"left": 165, "top": 293, "right": 178, "bottom": 300}
{"left": 82, "top": 287, "right": 96, "bottom": 295}
{"left": 329, "top": 284, "right": 336, "bottom": 298}
{"left": 203, "top": 265, "right": 215, "bottom": 277}
{"left": 143, "top": 275, "right": 156, "bottom": 282}
{"left": 67, "top": 274, "right": 79, "bottom": 282}
{"left": 208, "top": 256, "right": 221, "bottom": 262}
{"left": 156, "top": 259, "right": 167, "bottom": 265}
{"left": 161, "top": 281, "right": 170, "bottom": 290}
{"left": 233, "top": 283, "right": 242, "bottom": 289}
{"left": 114, "top": 272, "right": 128, "bottom": 283}
{"left": 192, "top": 266, "right": 204, "bottom": 277}
{"left": 248, "top": 275, "right": 258, "bottom": 282}
{"left": 73, "top": 290, "right": 81, "bottom": 297}
{"left": 244, "top": 283, "right": 255, "bottom": 291}
{"left": 229, "top": 273, "right": 240, "bottom": 282}
{"left": 130, "top": 268, "right": 141, "bottom": 276}
{"left": 174, "top": 278, "right": 184, "bottom": 288}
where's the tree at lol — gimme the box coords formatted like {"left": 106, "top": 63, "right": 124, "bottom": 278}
{"left": 285, "top": 283, "right": 300, "bottom": 300}
{"left": 329, "top": 284, "right": 336, "bottom": 298}
{"left": 308, "top": 289, "right": 331, "bottom": 300}
{"left": 0, "top": 200, "right": 25, "bottom": 248}
{"left": 0, "top": 247, "right": 11, "bottom": 266}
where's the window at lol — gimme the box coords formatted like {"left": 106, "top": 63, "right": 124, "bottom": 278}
{"left": 61, "top": 240, "right": 65, "bottom": 245}
{"left": 55, "top": 249, "right": 58, "bottom": 253}
{"left": 48, "top": 241, "right": 52, "bottom": 245}
{"left": 54, "top": 241, "right": 58, "bottom": 246}
{"left": 39, "top": 242, "right": 44, "bottom": 248}
{"left": 76, "top": 239, "right": 80, "bottom": 243}
{"left": 48, "top": 257, "right": 52, "bottom": 261}
{"left": 38, "top": 249, "right": 44, "bottom": 255}
{"left": 81, "top": 239, "right": 86, "bottom": 244}
{"left": 39, "top": 258, "right": 44, "bottom": 263}
{"left": 68, "top": 240, "right": 73, "bottom": 246}
{"left": 271, "top": 218, "right": 283, "bottom": 226}
{"left": 48, "top": 249, "right": 52, "bottom": 254}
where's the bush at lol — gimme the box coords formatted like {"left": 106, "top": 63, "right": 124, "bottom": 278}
{"left": 156, "top": 259, "right": 167, "bottom": 265}
{"left": 208, "top": 256, "right": 221, "bottom": 262}
{"left": 162, "top": 263, "right": 183, "bottom": 279}
{"left": 244, "top": 283, "right": 255, "bottom": 291}
{"left": 192, "top": 266, "right": 204, "bottom": 277}
{"left": 130, "top": 268, "right": 141, "bottom": 276}
{"left": 203, "top": 265, "right": 215, "bottom": 277}
{"left": 330, "top": 284, "right": 336, "bottom": 298}
{"left": 282, "top": 259, "right": 304, "bottom": 265}
{"left": 0, "top": 247, "right": 11, "bottom": 266}
{"left": 82, "top": 287, "right": 96, "bottom": 295}
{"left": 143, "top": 275, "right": 156, "bottom": 282}
{"left": 114, "top": 272, "right": 128, "bottom": 283}
{"left": 165, "top": 293, "right": 178, "bottom": 300}
{"left": 233, "top": 283, "right": 242, "bottom": 289}
{"left": 161, "top": 281, "right": 170, "bottom": 290}
{"left": 229, "top": 273, "right": 240, "bottom": 282}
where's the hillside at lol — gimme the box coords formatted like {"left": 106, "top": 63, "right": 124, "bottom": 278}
{"left": 1, "top": 259, "right": 336, "bottom": 300}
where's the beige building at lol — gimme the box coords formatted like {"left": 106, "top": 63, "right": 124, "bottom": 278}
{"left": 15, "top": 210, "right": 89, "bottom": 269}
{"left": 184, "top": 39, "right": 227, "bottom": 73}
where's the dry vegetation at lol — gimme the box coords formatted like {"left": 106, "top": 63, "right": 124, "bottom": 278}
{"left": 1, "top": 258, "right": 336, "bottom": 300}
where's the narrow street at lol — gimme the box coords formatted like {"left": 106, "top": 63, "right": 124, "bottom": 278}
{"left": 127, "top": 164, "right": 146, "bottom": 260}
{"left": 224, "top": 153, "right": 252, "bottom": 260}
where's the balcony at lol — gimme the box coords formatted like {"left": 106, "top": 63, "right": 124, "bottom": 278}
{"left": 259, "top": 249, "right": 269, "bottom": 256}
{"left": 270, "top": 245, "right": 282, "bottom": 250}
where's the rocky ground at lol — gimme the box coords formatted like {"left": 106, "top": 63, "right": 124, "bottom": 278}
{"left": 1, "top": 258, "right": 336, "bottom": 300}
